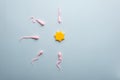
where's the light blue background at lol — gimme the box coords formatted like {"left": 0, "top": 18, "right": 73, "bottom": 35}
{"left": 0, "top": 0, "right": 120, "bottom": 80}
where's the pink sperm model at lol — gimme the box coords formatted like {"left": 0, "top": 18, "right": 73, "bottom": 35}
{"left": 20, "top": 36, "right": 40, "bottom": 40}
{"left": 36, "top": 19, "right": 45, "bottom": 26}
{"left": 31, "top": 50, "right": 43, "bottom": 64}
{"left": 58, "top": 8, "right": 62, "bottom": 24}
{"left": 56, "top": 52, "right": 62, "bottom": 70}
{"left": 30, "top": 16, "right": 45, "bottom": 26}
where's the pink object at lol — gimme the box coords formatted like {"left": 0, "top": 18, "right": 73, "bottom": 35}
{"left": 20, "top": 36, "right": 39, "bottom": 40}
{"left": 58, "top": 8, "right": 62, "bottom": 24}
{"left": 30, "top": 16, "right": 45, "bottom": 26}
{"left": 31, "top": 57, "right": 39, "bottom": 63}
{"left": 36, "top": 19, "right": 45, "bottom": 26}
{"left": 56, "top": 52, "right": 62, "bottom": 70}
{"left": 31, "top": 50, "right": 43, "bottom": 64}
{"left": 37, "top": 50, "right": 43, "bottom": 56}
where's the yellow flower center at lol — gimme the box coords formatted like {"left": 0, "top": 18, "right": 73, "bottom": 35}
{"left": 54, "top": 31, "right": 65, "bottom": 42}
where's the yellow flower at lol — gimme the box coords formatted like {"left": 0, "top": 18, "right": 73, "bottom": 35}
{"left": 54, "top": 31, "right": 65, "bottom": 42}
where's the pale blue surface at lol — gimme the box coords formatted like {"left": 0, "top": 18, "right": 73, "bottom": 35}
{"left": 0, "top": 0, "right": 120, "bottom": 80}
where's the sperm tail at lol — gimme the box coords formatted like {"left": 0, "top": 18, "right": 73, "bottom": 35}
{"left": 31, "top": 57, "right": 39, "bottom": 64}
{"left": 19, "top": 37, "right": 24, "bottom": 41}
{"left": 56, "top": 60, "right": 61, "bottom": 70}
{"left": 56, "top": 64, "right": 61, "bottom": 70}
{"left": 19, "top": 36, "right": 32, "bottom": 41}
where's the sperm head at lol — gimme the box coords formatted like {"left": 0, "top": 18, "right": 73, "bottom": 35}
{"left": 32, "top": 36, "right": 40, "bottom": 40}
{"left": 40, "top": 50, "right": 43, "bottom": 54}
{"left": 58, "top": 52, "right": 62, "bottom": 58}
{"left": 37, "top": 50, "right": 43, "bottom": 56}
{"left": 35, "top": 36, "right": 40, "bottom": 39}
